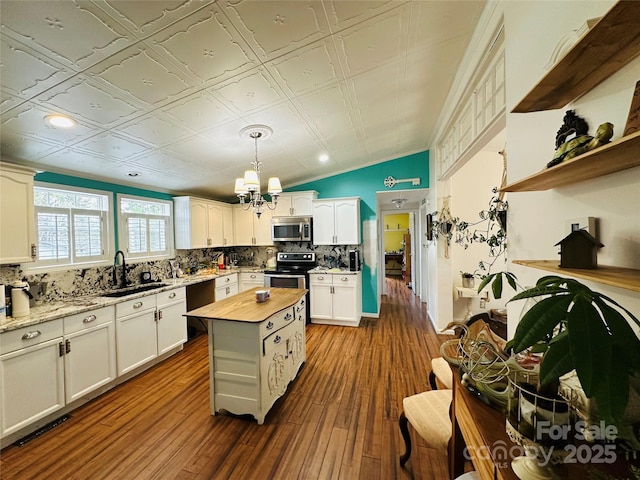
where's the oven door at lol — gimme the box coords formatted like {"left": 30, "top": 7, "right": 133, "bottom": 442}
{"left": 264, "top": 274, "right": 305, "bottom": 289}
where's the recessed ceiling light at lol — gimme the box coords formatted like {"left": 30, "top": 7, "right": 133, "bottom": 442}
{"left": 319, "top": 154, "right": 329, "bottom": 162}
{"left": 127, "top": 172, "right": 141, "bottom": 177}
{"left": 45, "top": 114, "right": 77, "bottom": 128}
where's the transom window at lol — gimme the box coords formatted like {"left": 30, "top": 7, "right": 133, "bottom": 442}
{"left": 34, "top": 185, "right": 112, "bottom": 267}
{"left": 118, "top": 195, "right": 173, "bottom": 260}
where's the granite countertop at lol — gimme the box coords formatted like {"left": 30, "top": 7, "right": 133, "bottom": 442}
{"left": 0, "top": 268, "right": 261, "bottom": 334}
{"left": 308, "top": 267, "right": 361, "bottom": 275}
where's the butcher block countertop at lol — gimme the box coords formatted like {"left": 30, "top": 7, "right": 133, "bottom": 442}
{"left": 185, "top": 287, "right": 307, "bottom": 323}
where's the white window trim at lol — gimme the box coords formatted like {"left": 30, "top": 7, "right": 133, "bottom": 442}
{"left": 117, "top": 193, "right": 174, "bottom": 263}
{"left": 25, "top": 183, "right": 114, "bottom": 273}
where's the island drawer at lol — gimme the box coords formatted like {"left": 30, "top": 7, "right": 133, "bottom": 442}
{"left": 64, "top": 305, "right": 115, "bottom": 335}
{"left": 262, "top": 320, "right": 297, "bottom": 357}
{"left": 1, "top": 318, "right": 63, "bottom": 355}
{"left": 294, "top": 296, "right": 306, "bottom": 322}
{"left": 260, "top": 306, "right": 295, "bottom": 339}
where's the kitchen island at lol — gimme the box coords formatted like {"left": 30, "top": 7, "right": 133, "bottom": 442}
{"left": 186, "top": 287, "right": 307, "bottom": 424}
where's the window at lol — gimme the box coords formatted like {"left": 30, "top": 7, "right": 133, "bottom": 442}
{"left": 118, "top": 195, "right": 173, "bottom": 260}
{"left": 34, "top": 184, "right": 112, "bottom": 268}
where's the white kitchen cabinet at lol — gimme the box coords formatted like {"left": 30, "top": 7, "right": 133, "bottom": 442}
{"left": 309, "top": 272, "right": 362, "bottom": 326}
{"left": 214, "top": 273, "right": 238, "bottom": 301}
{"left": 115, "top": 296, "right": 158, "bottom": 376}
{"left": 0, "top": 163, "right": 37, "bottom": 264}
{"left": 63, "top": 306, "right": 116, "bottom": 404}
{"left": 312, "top": 197, "right": 360, "bottom": 245}
{"left": 0, "top": 319, "right": 65, "bottom": 438}
{"left": 156, "top": 288, "right": 187, "bottom": 355}
{"left": 233, "top": 205, "right": 273, "bottom": 246}
{"left": 239, "top": 271, "right": 265, "bottom": 292}
{"left": 221, "top": 204, "right": 234, "bottom": 246}
{"left": 115, "top": 287, "right": 187, "bottom": 375}
{"left": 271, "top": 191, "right": 317, "bottom": 217}
{"left": 174, "top": 197, "right": 234, "bottom": 249}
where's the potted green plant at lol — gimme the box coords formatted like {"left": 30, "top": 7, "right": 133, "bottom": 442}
{"left": 506, "top": 275, "right": 640, "bottom": 424}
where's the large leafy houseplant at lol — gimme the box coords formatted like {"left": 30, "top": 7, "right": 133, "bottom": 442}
{"left": 506, "top": 275, "right": 640, "bottom": 423}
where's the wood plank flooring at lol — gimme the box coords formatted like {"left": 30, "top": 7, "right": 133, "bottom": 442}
{"left": 0, "top": 277, "right": 451, "bottom": 479}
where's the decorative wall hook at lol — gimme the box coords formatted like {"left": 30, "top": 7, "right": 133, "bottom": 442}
{"left": 383, "top": 176, "right": 420, "bottom": 188}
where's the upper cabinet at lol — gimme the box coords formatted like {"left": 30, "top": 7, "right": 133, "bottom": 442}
{"left": 512, "top": 2, "right": 640, "bottom": 113}
{"left": 174, "top": 197, "right": 234, "bottom": 249}
{"left": 312, "top": 197, "right": 360, "bottom": 245}
{"left": 0, "top": 163, "right": 37, "bottom": 265}
{"left": 233, "top": 205, "right": 273, "bottom": 246}
{"left": 271, "top": 191, "right": 318, "bottom": 217}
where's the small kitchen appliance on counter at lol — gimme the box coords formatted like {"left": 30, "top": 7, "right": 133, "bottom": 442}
{"left": 349, "top": 250, "right": 361, "bottom": 271}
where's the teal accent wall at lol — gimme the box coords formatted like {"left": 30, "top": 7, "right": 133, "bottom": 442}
{"left": 35, "top": 172, "right": 173, "bottom": 251}
{"left": 287, "top": 151, "right": 429, "bottom": 314}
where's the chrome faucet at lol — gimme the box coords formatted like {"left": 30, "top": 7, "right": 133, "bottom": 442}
{"left": 113, "top": 250, "right": 128, "bottom": 288}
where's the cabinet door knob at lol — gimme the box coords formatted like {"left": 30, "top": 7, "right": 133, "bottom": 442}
{"left": 83, "top": 314, "right": 97, "bottom": 324}
{"left": 22, "top": 330, "right": 41, "bottom": 340}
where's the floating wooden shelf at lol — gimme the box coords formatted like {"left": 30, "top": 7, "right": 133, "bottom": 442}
{"left": 512, "top": 260, "right": 640, "bottom": 292}
{"left": 512, "top": 2, "right": 640, "bottom": 113}
{"left": 500, "top": 131, "right": 640, "bottom": 192}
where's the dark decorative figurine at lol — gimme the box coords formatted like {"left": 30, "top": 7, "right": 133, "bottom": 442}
{"left": 555, "top": 229, "right": 603, "bottom": 269}
{"left": 547, "top": 110, "right": 614, "bottom": 168}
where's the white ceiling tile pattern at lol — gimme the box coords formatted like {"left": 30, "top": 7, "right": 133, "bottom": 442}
{"left": 0, "top": 0, "right": 485, "bottom": 201}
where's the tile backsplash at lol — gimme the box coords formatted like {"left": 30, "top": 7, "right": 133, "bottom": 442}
{"left": 0, "top": 243, "right": 360, "bottom": 303}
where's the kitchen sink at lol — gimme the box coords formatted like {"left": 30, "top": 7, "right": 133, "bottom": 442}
{"left": 101, "top": 283, "right": 168, "bottom": 298}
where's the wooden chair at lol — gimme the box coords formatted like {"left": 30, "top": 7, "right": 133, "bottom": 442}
{"left": 399, "top": 357, "right": 453, "bottom": 468}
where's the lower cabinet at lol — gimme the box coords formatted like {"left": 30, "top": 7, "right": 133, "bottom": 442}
{"left": 309, "top": 272, "right": 362, "bottom": 326}
{"left": 0, "top": 288, "right": 186, "bottom": 442}
{"left": 116, "top": 288, "right": 187, "bottom": 376}
{"left": 63, "top": 306, "right": 116, "bottom": 404}
{"left": 0, "top": 320, "right": 65, "bottom": 438}
{"left": 209, "top": 295, "right": 305, "bottom": 424}
{"left": 214, "top": 273, "right": 238, "bottom": 301}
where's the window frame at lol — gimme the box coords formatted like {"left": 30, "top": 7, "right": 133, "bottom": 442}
{"left": 29, "top": 182, "right": 114, "bottom": 272}
{"left": 117, "top": 193, "right": 174, "bottom": 262}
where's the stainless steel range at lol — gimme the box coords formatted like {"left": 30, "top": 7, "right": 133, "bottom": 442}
{"left": 264, "top": 252, "right": 316, "bottom": 323}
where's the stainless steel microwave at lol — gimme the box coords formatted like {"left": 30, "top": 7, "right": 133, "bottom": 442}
{"left": 271, "top": 216, "right": 312, "bottom": 242}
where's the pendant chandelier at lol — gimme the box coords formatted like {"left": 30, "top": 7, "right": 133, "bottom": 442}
{"left": 234, "top": 125, "right": 282, "bottom": 218}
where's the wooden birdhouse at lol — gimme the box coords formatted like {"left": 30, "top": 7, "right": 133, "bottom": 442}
{"left": 555, "top": 229, "right": 603, "bottom": 269}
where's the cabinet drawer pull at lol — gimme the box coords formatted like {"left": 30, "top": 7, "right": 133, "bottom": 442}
{"left": 317, "top": 276, "right": 324, "bottom": 280}
{"left": 274, "top": 335, "right": 281, "bottom": 344}
{"left": 225, "top": 277, "right": 230, "bottom": 283}
{"left": 133, "top": 301, "right": 143, "bottom": 309}
{"left": 83, "top": 314, "right": 97, "bottom": 324}
{"left": 22, "top": 330, "right": 41, "bottom": 340}
{"left": 284, "top": 313, "right": 292, "bottom": 321}
{"left": 341, "top": 277, "right": 349, "bottom": 281}
{"left": 250, "top": 274, "right": 256, "bottom": 279}
{"left": 266, "top": 321, "right": 274, "bottom": 330}
{"left": 169, "top": 292, "right": 176, "bottom": 299}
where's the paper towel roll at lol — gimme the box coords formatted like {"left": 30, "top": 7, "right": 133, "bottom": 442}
{"left": 11, "top": 282, "right": 30, "bottom": 318}
{"left": 0, "top": 285, "right": 5, "bottom": 320}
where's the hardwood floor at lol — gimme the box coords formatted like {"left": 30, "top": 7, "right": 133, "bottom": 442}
{"left": 0, "top": 277, "right": 451, "bottom": 479}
